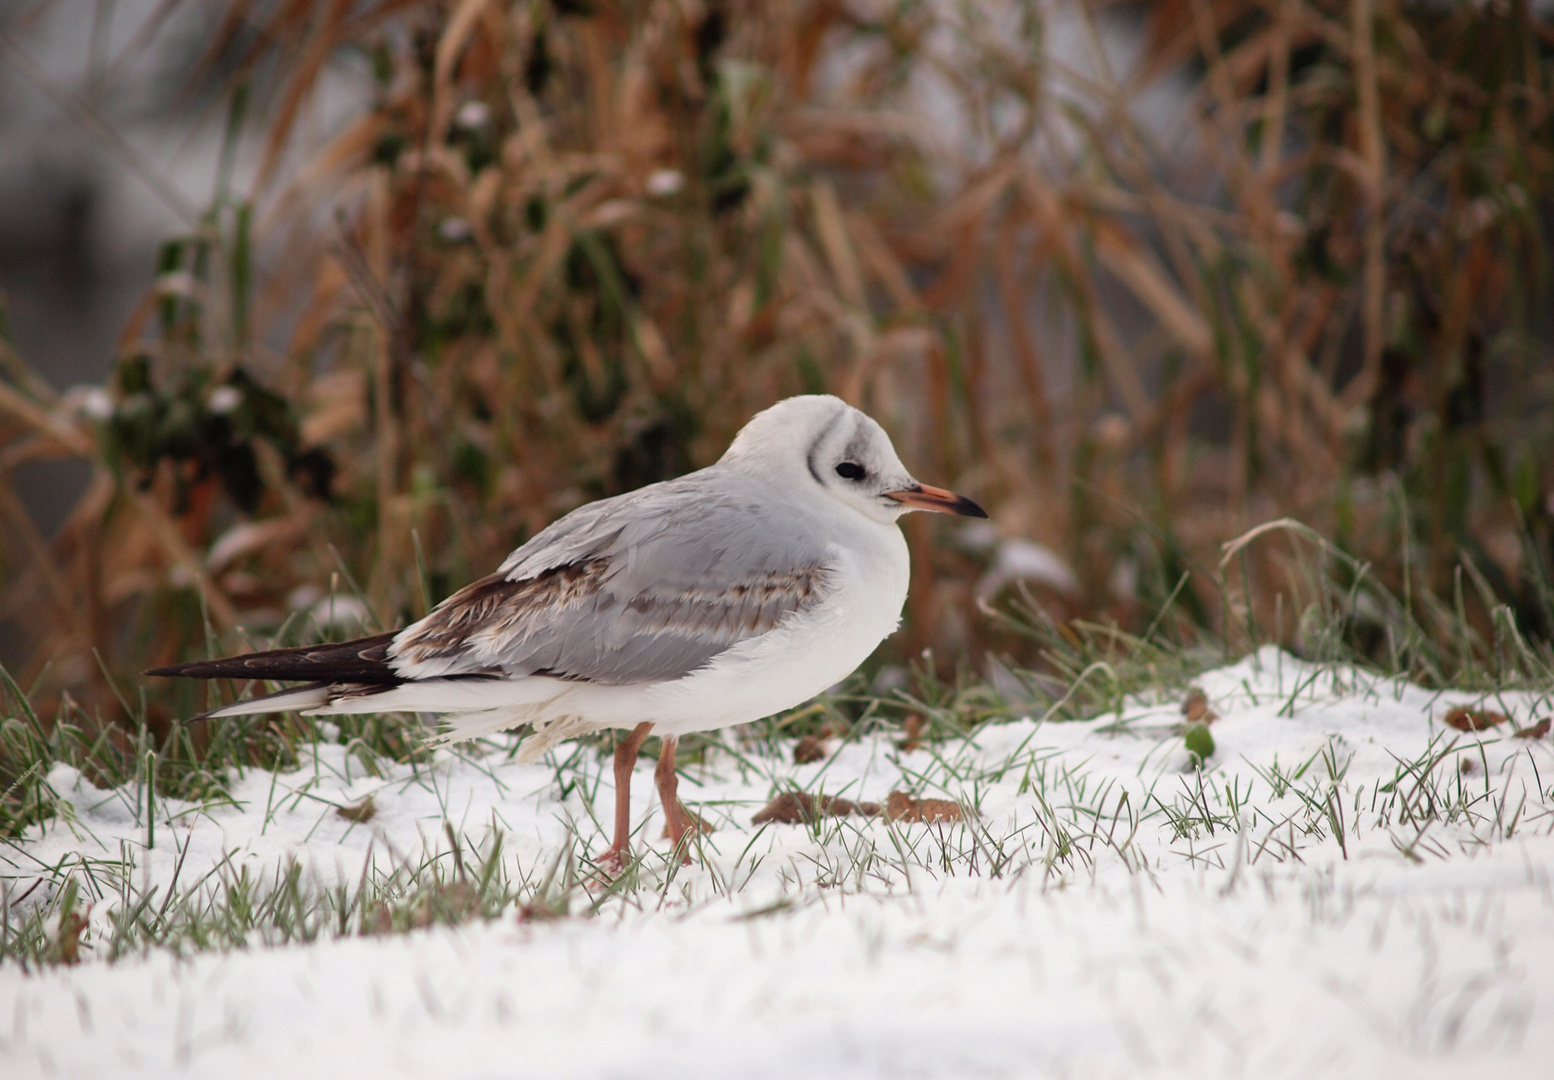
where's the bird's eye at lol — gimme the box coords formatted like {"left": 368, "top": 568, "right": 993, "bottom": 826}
{"left": 835, "top": 462, "right": 866, "bottom": 481}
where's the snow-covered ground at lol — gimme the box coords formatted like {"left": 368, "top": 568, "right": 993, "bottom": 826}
{"left": 4, "top": 647, "right": 1554, "bottom": 1079}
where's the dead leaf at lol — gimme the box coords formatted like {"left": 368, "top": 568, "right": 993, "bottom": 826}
{"left": 51, "top": 910, "right": 89, "bottom": 965}
{"left": 517, "top": 898, "right": 568, "bottom": 923}
{"left": 898, "top": 714, "right": 924, "bottom": 752}
{"left": 1514, "top": 717, "right": 1551, "bottom": 739}
{"left": 751, "top": 792, "right": 881, "bottom": 825}
{"left": 1182, "top": 687, "right": 1217, "bottom": 724}
{"left": 752, "top": 792, "right": 816, "bottom": 824}
{"left": 301, "top": 369, "right": 367, "bottom": 444}
{"left": 364, "top": 881, "right": 478, "bottom": 935}
{"left": 1442, "top": 707, "right": 1508, "bottom": 732}
{"left": 885, "top": 791, "right": 964, "bottom": 823}
{"left": 337, "top": 795, "right": 376, "bottom": 823}
{"left": 367, "top": 902, "right": 394, "bottom": 935}
{"left": 793, "top": 735, "right": 827, "bottom": 764}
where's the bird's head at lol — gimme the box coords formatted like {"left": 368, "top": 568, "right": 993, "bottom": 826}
{"left": 719, "top": 395, "right": 986, "bottom": 525}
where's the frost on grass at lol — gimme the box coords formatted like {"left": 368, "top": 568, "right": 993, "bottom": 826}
{"left": 3, "top": 646, "right": 1554, "bottom": 1078}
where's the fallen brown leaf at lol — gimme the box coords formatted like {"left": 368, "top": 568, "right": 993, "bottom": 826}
{"left": 52, "top": 910, "right": 89, "bottom": 964}
{"left": 898, "top": 714, "right": 925, "bottom": 752}
{"left": 365, "top": 881, "right": 479, "bottom": 935}
{"left": 516, "top": 899, "right": 569, "bottom": 923}
{"left": 752, "top": 792, "right": 811, "bottom": 824}
{"left": 1442, "top": 707, "right": 1508, "bottom": 732}
{"left": 885, "top": 790, "right": 964, "bottom": 823}
{"left": 1514, "top": 717, "right": 1551, "bottom": 739}
{"left": 751, "top": 791, "right": 881, "bottom": 825}
{"left": 793, "top": 735, "right": 828, "bottom": 764}
{"left": 366, "top": 902, "right": 393, "bottom": 935}
{"left": 1181, "top": 687, "right": 1218, "bottom": 724}
{"left": 337, "top": 795, "right": 376, "bottom": 823}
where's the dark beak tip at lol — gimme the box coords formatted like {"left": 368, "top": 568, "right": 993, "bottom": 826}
{"left": 887, "top": 483, "right": 989, "bottom": 518}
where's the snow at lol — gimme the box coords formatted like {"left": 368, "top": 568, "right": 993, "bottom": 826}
{"left": 5, "top": 647, "right": 1554, "bottom": 1079}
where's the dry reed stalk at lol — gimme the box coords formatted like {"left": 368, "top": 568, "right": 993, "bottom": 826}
{"left": 991, "top": 236, "right": 1056, "bottom": 479}
{"left": 1345, "top": 0, "right": 1387, "bottom": 413}
{"left": 0, "top": 0, "right": 1549, "bottom": 711}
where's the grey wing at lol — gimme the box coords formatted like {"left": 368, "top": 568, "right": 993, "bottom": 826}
{"left": 388, "top": 471, "right": 836, "bottom": 684}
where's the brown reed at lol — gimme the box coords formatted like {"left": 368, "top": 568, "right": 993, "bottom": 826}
{"left": 0, "top": 0, "right": 1551, "bottom": 724}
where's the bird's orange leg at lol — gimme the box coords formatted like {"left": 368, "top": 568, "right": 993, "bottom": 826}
{"left": 597, "top": 722, "right": 653, "bottom": 872}
{"left": 655, "top": 736, "right": 695, "bottom": 865}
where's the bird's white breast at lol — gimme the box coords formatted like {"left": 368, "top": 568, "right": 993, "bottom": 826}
{"left": 652, "top": 520, "right": 910, "bottom": 734}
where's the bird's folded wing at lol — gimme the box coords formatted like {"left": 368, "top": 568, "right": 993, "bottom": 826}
{"left": 389, "top": 472, "right": 836, "bottom": 684}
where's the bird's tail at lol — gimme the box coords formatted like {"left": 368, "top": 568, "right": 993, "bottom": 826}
{"left": 148, "top": 633, "right": 574, "bottom": 749}
{"left": 146, "top": 631, "right": 401, "bottom": 684}
{"left": 148, "top": 631, "right": 403, "bottom": 722}
{"left": 195, "top": 683, "right": 334, "bottom": 721}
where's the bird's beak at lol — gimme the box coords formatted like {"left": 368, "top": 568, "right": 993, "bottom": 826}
{"left": 884, "top": 482, "right": 988, "bottom": 518}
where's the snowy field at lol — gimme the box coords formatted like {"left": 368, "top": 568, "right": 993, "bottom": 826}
{"left": 4, "top": 646, "right": 1554, "bottom": 1079}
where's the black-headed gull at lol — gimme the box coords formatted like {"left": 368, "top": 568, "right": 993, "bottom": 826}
{"left": 149, "top": 395, "right": 986, "bottom": 866}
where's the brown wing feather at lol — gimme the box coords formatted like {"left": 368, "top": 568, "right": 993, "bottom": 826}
{"left": 393, "top": 561, "right": 609, "bottom": 666}
{"left": 389, "top": 560, "right": 829, "bottom": 684}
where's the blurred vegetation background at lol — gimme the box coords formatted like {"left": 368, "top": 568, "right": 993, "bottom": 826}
{"left": 0, "top": 0, "right": 1551, "bottom": 732}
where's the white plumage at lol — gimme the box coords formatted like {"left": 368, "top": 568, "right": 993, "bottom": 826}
{"left": 152, "top": 395, "right": 984, "bottom": 865}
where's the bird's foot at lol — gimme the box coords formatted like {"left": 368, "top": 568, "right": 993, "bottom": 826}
{"left": 659, "top": 806, "right": 712, "bottom": 840}
{"left": 661, "top": 802, "right": 711, "bottom": 865}
{"left": 591, "top": 844, "right": 630, "bottom": 881}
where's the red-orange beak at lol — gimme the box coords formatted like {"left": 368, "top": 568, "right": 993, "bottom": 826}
{"left": 884, "top": 482, "right": 987, "bottom": 518}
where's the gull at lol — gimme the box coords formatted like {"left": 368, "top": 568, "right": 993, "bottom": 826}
{"left": 148, "top": 395, "right": 985, "bottom": 866}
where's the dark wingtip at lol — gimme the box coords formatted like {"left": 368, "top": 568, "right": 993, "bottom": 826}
{"left": 145, "top": 660, "right": 231, "bottom": 678}
{"left": 140, "top": 632, "right": 400, "bottom": 684}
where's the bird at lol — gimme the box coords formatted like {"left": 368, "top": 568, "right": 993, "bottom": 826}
{"left": 148, "top": 395, "right": 986, "bottom": 868}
